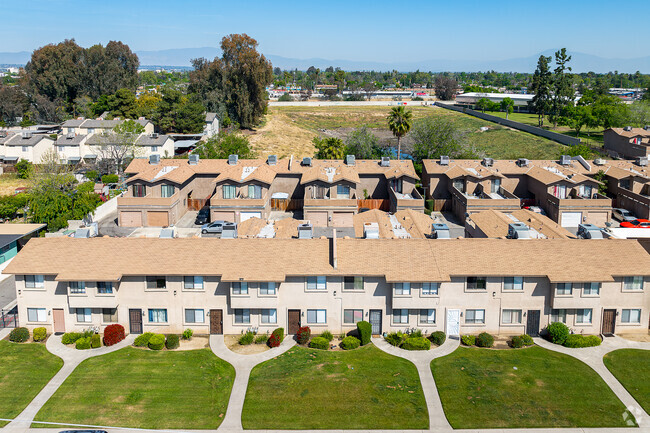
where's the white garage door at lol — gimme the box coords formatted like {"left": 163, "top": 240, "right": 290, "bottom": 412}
{"left": 332, "top": 211, "right": 354, "bottom": 227}
{"left": 305, "top": 211, "right": 328, "bottom": 227}
{"left": 120, "top": 211, "right": 142, "bottom": 227}
{"left": 561, "top": 212, "right": 582, "bottom": 227}
{"left": 241, "top": 212, "right": 262, "bottom": 222}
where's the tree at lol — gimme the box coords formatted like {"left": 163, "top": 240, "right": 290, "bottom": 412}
{"left": 135, "top": 91, "right": 162, "bottom": 119}
{"left": 476, "top": 98, "right": 492, "bottom": 113}
{"left": 559, "top": 104, "right": 593, "bottom": 137}
{"left": 345, "top": 127, "right": 386, "bottom": 159}
{"left": 152, "top": 87, "right": 205, "bottom": 133}
{"left": 73, "top": 96, "right": 94, "bottom": 118}
{"left": 313, "top": 137, "right": 346, "bottom": 159}
{"left": 550, "top": 48, "right": 573, "bottom": 127}
{"left": 500, "top": 97, "right": 514, "bottom": 119}
{"left": 561, "top": 143, "right": 593, "bottom": 159}
{"left": 193, "top": 132, "right": 253, "bottom": 159}
{"left": 411, "top": 117, "right": 469, "bottom": 162}
{"left": 627, "top": 101, "right": 650, "bottom": 127}
{"left": 96, "top": 120, "right": 145, "bottom": 174}
{"left": 0, "top": 194, "right": 28, "bottom": 220}
{"left": 592, "top": 95, "right": 628, "bottom": 129}
{"left": 387, "top": 106, "right": 413, "bottom": 160}
{"left": 530, "top": 55, "right": 552, "bottom": 126}
{"left": 434, "top": 76, "right": 457, "bottom": 101}
{"left": 15, "top": 160, "right": 33, "bottom": 179}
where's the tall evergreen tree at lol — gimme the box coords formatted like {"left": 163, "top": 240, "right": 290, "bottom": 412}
{"left": 530, "top": 55, "right": 552, "bottom": 127}
{"left": 550, "top": 48, "right": 573, "bottom": 127}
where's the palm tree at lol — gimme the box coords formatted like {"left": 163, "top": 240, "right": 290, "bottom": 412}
{"left": 387, "top": 106, "right": 412, "bottom": 160}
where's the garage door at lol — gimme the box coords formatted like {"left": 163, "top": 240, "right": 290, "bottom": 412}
{"left": 332, "top": 211, "right": 354, "bottom": 227}
{"left": 305, "top": 211, "right": 328, "bottom": 227}
{"left": 561, "top": 212, "right": 582, "bottom": 227}
{"left": 213, "top": 211, "right": 235, "bottom": 223}
{"left": 120, "top": 211, "right": 142, "bottom": 227}
{"left": 587, "top": 212, "right": 608, "bottom": 227}
{"left": 147, "top": 211, "right": 169, "bottom": 227}
{"left": 241, "top": 212, "right": 262, "bottom": 222}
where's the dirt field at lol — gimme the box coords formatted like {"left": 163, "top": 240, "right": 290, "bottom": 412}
{"left": 0, "top": 174, "right": 29, "bottom": 196}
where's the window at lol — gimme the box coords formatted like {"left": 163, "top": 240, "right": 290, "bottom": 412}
{"left": 344, "top": 276, "right": 364, "bottom": 291}
{"left": 393, "top": 309, "right": 409, "bottom": 324}
{"left": 87, "top": 128, "right": 94, "bottom": 134}
{"left": 343, "top": 309, "right": 363, "bottom": 324}
{"left": 466, "top": 277, "right": 486, "bottom": 290}
{"left": 27, "top": 308, "right": 46, "bottom": 322}
{"left": 146, "top": 276, "right": 166, "bottom": 290}
{"left": 58, "top": 146, "right": 65, "bottom": 152}
{"left": 579, "top": 184, "right": 593, "bottom": 198}
{"left": 576, "top": 308, "right": 593, "bottom": 324}
{"left": 69, "top": 281, "right": 85, "bottom": 294}
{"left": 151, "top": 146, "right": 158, "bottom": 152}
{"left": 234, "top": 309, "right": 250, "bottom": 324}
{"left": 394, "top": 282, "right": 411, "bottom": 295}
{"left": 148, "top": 308, "right": 168, "bottom": 323}
{"left": 465, "top": 309, "right": 485, "bottom": 324}
{"left": 390, "top": 178, "right": 403, "bottom": 194}
{"left": 184, "top": 276, "right": 204, "bottom": 290}
{"left": 261, "top": 309, "right": 277, "bottom": 324}
{"left": 504, "top": 277, "right": 523, "bottom": 291}
{"left": 185, "top": 309, "right": 205, "bottom": 323}
{"left": 132, "top": 184, "right": 146, "bottom": 197}
{"left": 306, "top": 276, "right": 326, "bottom": 290}
{"left": 553, "top": 184, "right": 567, "bottom": 199}
{"left": 620, "top": 179, "right": 631, "bottom": 190}
{"left": 260, "top": 282, "right": 276, "bottom": 295}
{"left": 501, "top": 309, "right": 522, "bottom": 324}
{"left": 337, "top": 184, "right": 350, "bottom": 199}
{"left": 102, "top": 308, "right": 118, "bottom": 323}
{"left": 223, "top": 184, "right": 236, "bottom": 199}
{"left": 97, "top": 282, "right": 113, "bottom": 294}
{"left": 556, "top": 283, "right": 573, "bottom": 295}
{"left": 232, "top": 282, "right": 248, "bottom": 295}
{"left": 624, "top": 276, "right": 643, "bottom": 291}
{"left": 583, "top": 282, "right": 600, "bottom": 296}
{"left": 452, "top": 178, "right": 465, "bottom": 193}
{"left": 306, "top": 309, "right": 326, "bottom": 324}
{"left": 248, "top": 184, "right": 262, "bottom": 199}
{"left": 312, "top": 185, "right": 327, "bottom": 199}
{"left": 25, "top": 275, "right": 44, "bottom": 289}
{"left": 551, "top": 309, "right": 567, "bottom": 323}
{"left": 69, "top": 128, "right": 75, "bottom": 133}
{"left": 161, "top": 184, "right": 175, "bottom": 198}
{"left": 76, "top": 308, "right": 92, "bottom": 323}
{"left": 22, "top": 146, "right": 27, "bottom": 152}
{"left": 419, "top": 309, "right": 436, "bottom": 324}
{"left": 491, "top": 178, "right": 501, "bottom": 194}
{"left": 621, "top": 309, "right": 641, "bottom": 324}
{"left": 421, "top": 283, "right": 439, "bottom": 295}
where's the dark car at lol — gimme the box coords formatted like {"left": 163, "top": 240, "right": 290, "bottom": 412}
{"left": 195, "top": 207, "right": 210, "bottom": 225}
{"left": 59, "top": 430, "right": 108, "bottom": 433}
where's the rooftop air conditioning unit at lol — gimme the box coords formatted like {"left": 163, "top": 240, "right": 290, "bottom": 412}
{"left": 594, "top": 158, "right": 606, "bottom": 166}
{"left": 66, "top": 132, "right": 75, "bottom": 139}
{"left": 0, "top": 131, "right": 7, "bottom": 138}
{"left": 637, "top": 156, "right": 648, "bottom": 166}
{"left": 559, "top": 155, "right": 571, "bottom": 165}
{"left": 159, "top": 227, "right": 175, "bottom": 239}
{"left": 302, "top": 157, "right": 312, "bottom": 166}
{"left": 188, "top": 154, "right": 199, "bottom": 165}
{"left": 644, "top": 125, "right": 650, "bottom": 131}
{"left": 345, "top": 155, "right": 356, "bottom": 166}
{"left": 151, "top": 133, "right": 159, "bottom": 139}
{"left": 623, "top": 126, "right": 633, "bottom": 131}
{"left": 149, "top": 154, "right": 160, "bottom": 165}
{"left": 228, "top": 154, "right": 238, "bottom": 165}
{"left": 439, "top": 155, "right": 450, "bottom": 166}
{"left": 431, "top": 223, "right": 450, "bottom": 239}
{"left": 507, "top": 222, "right": 531, "bottom": 239}
{"left": 380, "top": 156, "right": 390, "bottom": 167}
{"left": 577, "top": 223, "right": 603, "bottom": 239}
{"left": 221, "top": 222, "right": 238, "bottom": 239}
{"left": 482, "top": 157, "right": 494, "bottom": 167}
{"left": 517, "top": 158, "right": 530, "bottom": 167}
{"left": 297, "top": 223, "right": 313, "bottom": 239}
{"left": 21, "top": 131, "right": 32, "bottom": 139}
{"left": 364, "top": 222, "right": 380, "bottom": 239}
{"left": 267, "top": 154, "right": 277, "bottom": 166}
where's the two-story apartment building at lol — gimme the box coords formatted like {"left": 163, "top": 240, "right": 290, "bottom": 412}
{"left": 5, "top": 237, "right": 650, "bottom": 338}
{"left": 0, "top": 133, "right": 55, "bottom": 164}
{"left": 603, "top": 127, "right": 650, "bottom": 159}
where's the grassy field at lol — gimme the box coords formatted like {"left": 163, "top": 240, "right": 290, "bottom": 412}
{"left": 34, "top": 347, "right": 235, "bottom": 429}
{"left": 431, "top": 346, "right": 632, "bottom": 429}
{"left": 0, "top": 341, "right": 63, "bottom": 427}
{"left": 242, "top": 344, "right": 428, "bottom": 429}
{"left": 0, "top": 174, "right": 29, "bottom": 196}
{"left": 603, "top": 349, "right": 650, "bottom": 413}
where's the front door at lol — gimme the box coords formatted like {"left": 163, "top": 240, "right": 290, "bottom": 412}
{"left": 369, "top": 310, "right": 382, "bottom": 334}
{"left": 129, "top": 309, "right": 142, "bottom": 334}
{"left": 288, "top": 309, "right": 301, "bottom": 334}
{"left": 210, "top": 309, "right": 223, "bottom": 334}
{"left": 52, "top": 308, "right": 65, "bottom": 334}
{"left": 446, "top": 309, "right": 460, "bottom": 336}
{"left": 526, "top": 310, "right": 541, "bottom": 337}
{"left": 602, "top": 309, "right": 616, "bottom": 335}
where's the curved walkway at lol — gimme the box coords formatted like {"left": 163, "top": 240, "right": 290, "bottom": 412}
{"left": 372, "top": 335, "right": 459, "bottom": 431}
{"left": 7, "top": 333, "right": 135, "bottom": 428}
{"left": 209, "top": 334, "right": 296, "bottom": 431}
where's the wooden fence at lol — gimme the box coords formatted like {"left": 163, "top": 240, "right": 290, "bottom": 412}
{"left": 187, "top": 197, "right": 210, "bottom": 211}
{"left": 357, "top": 199, "right": 390, "bottom": 211}
{"left": 271, "top": 198, "right": 303, "bottom": 211}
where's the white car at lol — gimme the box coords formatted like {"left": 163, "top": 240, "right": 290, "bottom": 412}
{"left": 612, "top": 208, "right": 636, "bottom": 223}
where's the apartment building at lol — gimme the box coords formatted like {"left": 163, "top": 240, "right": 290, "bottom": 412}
{"left": 603, "top": 127, "right": 650, "bottom": 159}
{"left": 5, "top": 237, "right": 649, "bottom": 338}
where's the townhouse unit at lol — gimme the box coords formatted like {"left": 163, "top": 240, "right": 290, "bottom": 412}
{"left": 5, "top": 237, "right": 649, "bottom": 338}
{"left": 0, "top": 132, "right": 55, "bottom": 164}
{"left": 465, "top": 209, "right": 574, "bottom": 239}
{"left": 603, "top": 126, "right": 650, "bottom": 159}
{"left": 61, "top": 117, "right": 155, "bottom": 136}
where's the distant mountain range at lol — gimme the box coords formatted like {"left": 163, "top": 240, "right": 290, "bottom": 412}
{"left": 2, "top": 47, "right": 650, "bottom": 73}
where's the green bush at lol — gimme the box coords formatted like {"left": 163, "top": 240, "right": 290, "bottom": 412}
{"left": 165, "top": 334, "right": 180, "bottom": 349}
{"left": 320, "top": 330, "right": 334, "bottom": 342}
{"left": 385, "top": 331, "right": 406, "bottom": 347}
{"left": 134, "top": 332, "right": 154, "bottom": 347}
{"left": 91, "top": 334, "right": 101, "bottom": 348}
{"left": 148, "top": 334, "right": 165, "bottom": 350}
{"left": 309, "top": 336, "right": 329, "bottom": 350}
{"left": 520, "top": 334, "right": 534, "bottom": 346}
{"left": 101, "top": 174, "right": 119, "bottom": 184}
{"left": 238, "top": 331, "right": 254, "bottom": 345}
{"left": 476, "top": 332, "right": 494, "bottom": 348}
{"left": 357, "top": 321, "right": 372, "bottom": 345}
{"left": 268, "top": 328, "right": 284, "bottom": 347}
{"left": 428, "top": 331, "right": 446, "bottom": 346}
{"left": 546, "top": 322, "right": 570, "bottom": 345}
{"left": 278, "top": 93, "right": 293, "bottom": 102}
{"left": 401, "top": 336, "right": 431, "bottom": 351}
{"left": 563, "top": 334, "right": 601, "bottom": 348}
{"left": 33, "top": 327, "right": 47, "bottom": 342}
{"left": 15, "top": 159, "right": 33, "bottom": 179}
{"left": 85, "top": 170, "right": 98, "bottom": 182}
{"left": 182, "top": 329, "right": 193, "bottom": 340}
{"left": 75, "top": 337, "right": 91, "bottom": 350}
{"left": 254, "top": 334, "right": 269, "bottom": 344}
{"left": 409, "top": 329, "right": 423, "bottom": 338}
{"left": 62, "top": 332, "right": 83, "bottom": 345}
{"left": 461, "top": 335, "right": 476, "bottom": 346}
{"left": 9, "top": 327, "right": 29, "bottom": 343}
{"left": 341, "top": 336, "right": 360, "bottom": 350}
{"left": 82, "top": 329, "right": 94, "bottom": 339}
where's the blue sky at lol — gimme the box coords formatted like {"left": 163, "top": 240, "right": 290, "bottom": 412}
{"left": 1, "top": 0, "right": 648, "bottom": 61}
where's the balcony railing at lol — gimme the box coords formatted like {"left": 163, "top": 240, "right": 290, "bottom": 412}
{"left": 547, "top": 193, "right": 612, "bottom": 209}
{"left": 117, "top": 192, "right": 179, "bottom": 207}
{"left": 389, "top": 187, "right": 424, "bottom": 210}
{"left": 304, "top": 191, "right": 358, "bottom": 208}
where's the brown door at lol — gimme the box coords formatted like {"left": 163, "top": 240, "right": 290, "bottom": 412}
{"left": 129, "top": 309, "right": 142, "bottom": 334}
{"left": 210, "top": 309, "right": 223, "bottom": 334}
{"left": 602, "top": 309, "right": 616, "bottom": 335}
{"left": 52, "top": 309, "right": 65, "bottom": 334}
{"left": 288, "top": 309, "right": 301, "bottom": 334}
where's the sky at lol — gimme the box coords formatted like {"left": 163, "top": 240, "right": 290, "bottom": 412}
{"left": 1, "top": 0, "right": 648, "bottom": 61}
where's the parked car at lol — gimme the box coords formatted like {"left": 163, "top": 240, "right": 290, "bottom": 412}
{"left": 612, "top": 208, "right": 636, "bottom": 223}
{"left": 59, "top": 430, "right": 107, "bottom": 433}
{"left": 522, "top": 205, "right": 546, "bottom": 216}
{"left": 201, "top": 220, "right": 227, "bottom": 234}
{"left": 195, "top": 207, "right": 210, "bottom": 225}
{"left": 620, "top": 219, "right": 650, "bottom": 228}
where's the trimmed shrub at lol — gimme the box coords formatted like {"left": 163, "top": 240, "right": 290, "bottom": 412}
{"left": 402, "top": 336, "right": 431, "bottom": 351}
{"left": 9, "top": 327, "right": 29, "bottom": 343}
{"left": 33, "top": 327, "right": 47, "bottom": 342}
{"left": 461, "top": 335, "right": 476, "bottom": 346}
{"left": 385, "top": 331, "right": 406, "bottom": 347}
{"left": 85, "top": 170, "right": 98, "bottom": 182}
{"left": 103, "top": 324, "right": 125, "bottom": 346}
{"left": 254, "top": 334, "right": 269, "bottom": 344}
{"left": 101, "top": 174, "right": 119, "bottom": 184}
{"left": 134, "top": 332, "right": 154, "bottom": 347}
{"left": 62, "top": 332, "right": 83, "bottom": 345}
{"left": 563, "top": 334, "right": 602, "bottom": 348}
{"left": 91, "top": 334, "right": 101, "bottom": 348}
{"left": 546, "top": 322, "right": 570, "bottom": 345}
{"left": 296, "top": 326, "right": 311, "bottom": 345}
{"left": 309, "top": 336, "right": 329, "bottom": 350}
{"left": 429, "top": 331, "right": 446, "bottom": 346}
{"left": 148, "top": 334, "right": 165, "bottom": 350}
{"left": 268, "top": 328, "right": 284, "bottom": 348}
{"left": 357, "top": 321, "right": 372, "bottom": 345}
{"left": 75, "top": 337, "right": 91, "bottom": 350}
{"left": 409, "top": 329, "right": 423, "bottom": 338}
{"left": 320, "top": 330, "right": 334, "bottom": 342}
{"left": 238, "top": 331, "right": 254, "bottom": 345}
{"left": 82, "top": 329, "right": 94, "bottom": 339}
{"left": 341, "top": 336, "right": 360, "bottom": 350}
{"left": 165, "top": 334, "right": 180, "bottom": 349}
{"left": 476, "top": 332, "right": 494, "bottom": 348}
{"left": 520, "top": 334, "right": 534, "bottom": 346}
{"left": 182, "top": 329, "right": 193, "bottom": 340}
{"left": 510, "top": 335, "right": 524, "bottom": 348}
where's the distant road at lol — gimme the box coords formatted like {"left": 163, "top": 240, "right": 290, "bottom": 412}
{"left": 268, "top": 100, "right": 437, "bottom": 107}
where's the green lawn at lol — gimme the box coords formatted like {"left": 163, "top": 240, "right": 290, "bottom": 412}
{"left": 431, "top": 346, "right": 632, "bottom": 429}
{"left": 0, "top": 340, "right": 63, "bottom": 427}
{"left": 242, "top": 345, "right": 428, "bottom": 429}
{"left": 34, "top": 347, "right": 235, "bottom": 429}
{"left": 604, "top": 349, "right": 650, "bottom": 413}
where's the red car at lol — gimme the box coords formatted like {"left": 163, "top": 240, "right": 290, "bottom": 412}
{"left": 620, "top": 219, "right": 650, "bottom": 228}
